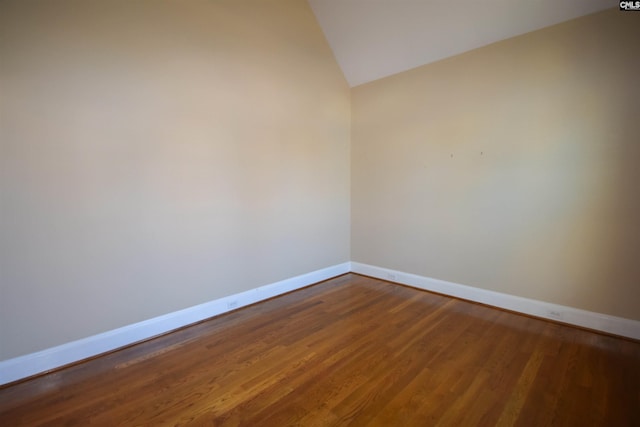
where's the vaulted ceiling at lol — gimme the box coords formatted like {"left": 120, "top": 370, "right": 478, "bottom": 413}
{"left": 308, "top": 0, "right": 613, "bottom": 87}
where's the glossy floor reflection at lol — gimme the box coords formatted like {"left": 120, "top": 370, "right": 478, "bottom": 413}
{"left": 1, "top": 274, "right": 638, "bottom": 426}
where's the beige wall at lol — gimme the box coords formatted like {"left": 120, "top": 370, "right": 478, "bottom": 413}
{"left": 352, "top": 9, "right": 640, "bottom": 321}
{"left": 2, "top": 3, "right": 638, "bottom": 364}
{"left": 0, "top": 0, "right": 350, "bottom": 360}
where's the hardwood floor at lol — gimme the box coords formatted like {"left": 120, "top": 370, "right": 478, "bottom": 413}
{"left": 1, "top": 273, "right": 639, "bottom": 426}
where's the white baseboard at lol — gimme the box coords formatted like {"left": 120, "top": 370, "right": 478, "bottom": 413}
{"left": 3, "top": 260, "right": 638, "bottom": 386}
{"left": 0, "top": 262, "right": 351, "bottom": 386}
{"left": 351, "top": 262, "right": 640, "bottom": 341}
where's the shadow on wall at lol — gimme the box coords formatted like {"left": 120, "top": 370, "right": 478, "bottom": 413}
{"left": 497, "top": 12, "right": 640, "bottom": 318}
{"left": 350, "top": 9, "right": 640, "bottom": 320}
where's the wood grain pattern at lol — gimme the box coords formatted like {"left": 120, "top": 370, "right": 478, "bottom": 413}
{"left": 1, "top": 273, "right": 639, "bottom": 426}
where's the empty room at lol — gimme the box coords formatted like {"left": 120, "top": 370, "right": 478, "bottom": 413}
{"left": 1, "top": 0, "right": 639, "bottom": 425}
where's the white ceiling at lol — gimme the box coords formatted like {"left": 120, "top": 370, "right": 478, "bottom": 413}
{"left": 308, "top": 0, "right": 613, "bottom": 87}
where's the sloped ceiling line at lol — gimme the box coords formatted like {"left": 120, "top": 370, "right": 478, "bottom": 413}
{"left": 308, "top": 0, "right": 612, "bottom": 87}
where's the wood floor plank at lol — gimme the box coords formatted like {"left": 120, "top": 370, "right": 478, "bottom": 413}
{"left": 1, "top": 273, "right": 639, "bottom": 426}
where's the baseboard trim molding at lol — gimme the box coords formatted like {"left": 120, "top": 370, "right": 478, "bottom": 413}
{"left": 0, "top": 262, "right": 351, "bottom": 386}
{"left": 351, "top": 262, "right": 640, "bottom": 340}
{"left": 4, "top": 261, "right": 637, "bottom": 386}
